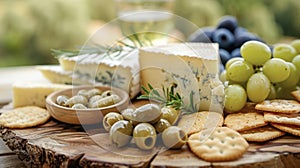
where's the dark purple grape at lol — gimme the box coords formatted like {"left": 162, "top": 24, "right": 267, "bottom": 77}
{"left": 234, "top": 27, "right": 248, "bottom": 38}
{"left": 219, "top": 63, "right": 225, "bottom": 73}
{"left": 234, "top": 32, "right": 263, "bottom": 48}
{"left": 216, "top": 15, "right": 238, "bottom": 33}
{"left": 219, "top": 49, "right": 231, "bottom": 65}
{"left": 212, "top": 28, "right": 235, "bottom": 49}
{"left": 231, "top": 48, "right": 241, "bottom": 58}
{"left": 188, "top": 27, "right": 214, "bottom": 43}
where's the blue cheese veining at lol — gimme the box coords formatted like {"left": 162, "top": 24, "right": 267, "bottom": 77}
{"left": 139, "top": 43, "right": 224, "bottom": 112}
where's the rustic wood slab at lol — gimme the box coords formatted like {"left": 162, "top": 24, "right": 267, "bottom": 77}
{"left": 1, "top": 102, "right": 300, "bottom": 167}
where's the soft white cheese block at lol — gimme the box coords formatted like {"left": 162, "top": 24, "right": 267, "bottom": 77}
{"left": 13, "top": 82, "right": 72, "bottom": 108}
{"left": 40, "top": 49, "right": 140, "bottom": 99}
{"left": 139, "top": 43, "right": 224, "bottom": 112}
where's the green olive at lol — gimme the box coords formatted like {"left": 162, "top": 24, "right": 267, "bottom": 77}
{"left": 121, "top": 108, "right": 138, "bottom": 125}
{"left": 162, "top": 126, "right": 187, "bottom": 149}
{"left": 109, "top": 120, "right": 133, "bottom": 147}
{"left": 71, "top": 103, "right": 87, "bottom": 109}
{"left": 101, "top": 90, "right": 112, "bottom": 97}
{"left": 132, "top": 104, "right": 162, "bottom": 124}
{"left": 154, "top": 119, "right": 171, "bottom": 133}
{"left": 103, "top": 112, "right": 123, "bottom": 132}
{"left": 133, "top": 123, "right": 157, "bottom": 150}
{"left": 161, "top": 106, "right": 180, "bottom": 125}
{"left": 77, "top": 89, "right": 88, "bottom": 97}
{"left": 88, "top": 95, "right": 103, "bottom": 107}
{"left": 56, "top": 95, "right": 69, "bottom": 106}
{"left": 89, "top": 94, "right": 121, "bottom": 108}
{"left": 65, "top": 95, "right": 88, "bottom": 107}
{"left": 86, "top": 88, "right": 102, "bottom": 98}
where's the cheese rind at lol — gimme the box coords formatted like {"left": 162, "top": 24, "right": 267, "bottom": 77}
{"left": 139, "top": 43, "right": 224, "bottom": 112}
{"left": 13, "top": 82, "right": 72, "bottom": 108}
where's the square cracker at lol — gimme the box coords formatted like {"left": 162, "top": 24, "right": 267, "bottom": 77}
{"left": 239, "top": 125, "right": 285, "bottom": 142}
{"left": 0, "top": 106, "right": 50, "bottom": 128}
{"left": 255, "top": 99, "right": 300, "bottom": 114}
{"left": 271, "top": 123, "right": 300, "bottom": 136}
{"left": 188, "top": 127, "right": 248, "bottom": 162}
{"left": 291, "top": 90, "right": 300, "bottom": 102}
{"left": 264, "top": 112, "right": 300, "bottom": 126}
{"left": 177, "top": 111, "right": 223, "bottom": 136}
{"left": 224, "top": 112, "right": 267, "bottom": 131}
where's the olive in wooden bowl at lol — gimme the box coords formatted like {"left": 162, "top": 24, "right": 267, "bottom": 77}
{"left": 46, "top": 85, "right": 130, "bottom": 125}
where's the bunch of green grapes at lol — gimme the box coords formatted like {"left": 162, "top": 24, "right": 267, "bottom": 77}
{"left": 221, "top": 39, "right": 300, "bottom": 112}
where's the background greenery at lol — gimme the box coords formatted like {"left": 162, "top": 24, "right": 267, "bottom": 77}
{"left": 1, "top": 0, "right": 300, "bottom": 67}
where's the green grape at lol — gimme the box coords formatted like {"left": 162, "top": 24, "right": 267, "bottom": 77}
{"left": 267, "top": 84, "right": 276, "bottom": 100}
{"left": 273, "top": 44, "right": 297, "bottom": 62}
{"left": 227, "top": 60, "right": 254, "bottom": 83}
{"left": 262, "top": 58, "right": 290, "bottom": 83}
{"left": 246, "top": 73, "right": 270, "bottom": 103}
{"left": 276, "top": 86, "right": 297, "bottom": 100}
{"left": 224, "top": 84, "right": 247, "bottom": 112}
{"left": 240, "top": 40, "right": 271, "bottom": 65}
{"left": 225, "top": 57, "right": 244, "bottom": 70}
{"left": 292, "top": 55, "right": 300, "bottom": 73}
{"left": 219, "top": 70, "right": 227, "bottom": 83}
{"left": 277, "top": 62, "right": 299, "bottom": 88}
{"left": 291, "top": 39, "right": 300, "bottom": 54}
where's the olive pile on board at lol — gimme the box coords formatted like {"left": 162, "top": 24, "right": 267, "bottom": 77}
{"left": 103, "top": 104, "right": 188, "bottom": 150}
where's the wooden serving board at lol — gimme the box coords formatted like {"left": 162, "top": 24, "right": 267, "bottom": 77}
{"left": 1, "top": 102, "right": 300, "bottom": 168}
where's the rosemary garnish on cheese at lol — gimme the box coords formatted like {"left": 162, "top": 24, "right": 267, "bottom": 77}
{"left": 51, "top": 35, "right": 148, "bottom": 60}
{"left": 138, "top": 83, "right": 198, "bottom": 114}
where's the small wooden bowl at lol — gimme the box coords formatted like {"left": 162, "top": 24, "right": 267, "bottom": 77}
{"left": 46, "top": 85, "right": 130, "bottom": 125}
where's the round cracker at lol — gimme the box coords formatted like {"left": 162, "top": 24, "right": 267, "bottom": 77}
{"left": 188, "top": 127, "right": 249, "bottom": 162}
{"left": 224, "top": 112, "right": 267, "bottom": 131}
{"left": 0, "top": 106, "right": 50, "bottom": 128}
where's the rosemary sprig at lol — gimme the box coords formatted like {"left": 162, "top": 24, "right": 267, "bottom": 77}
{"left": 50, "top": 35, "right": 149, "bottom": 60}
{"left": 137, "top": 84, "right": 198, "bottom": 114}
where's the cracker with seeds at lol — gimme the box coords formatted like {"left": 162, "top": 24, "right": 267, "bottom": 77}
{"left": 224, "top": 112, "right": 267, "bottom": 131}
{"left": 291, "top": 90, "right": 300, "bottom": 102}
{"left": 188, "top": 127, "right": 249, "bottom": 162}
{"left": 271, "top": 123, "right": 300, "bottom": 136}
{"left": 255, "top": 99, "right": 300, "bottom": 114}
{"left": 264, "top": 112, "right": 300, "bottom": 126}
{"left": 0, "top": 106, "right": 50, "bottom": 128}
{"left": 177, "top": 111, "right": 223, "bottom": 136}
{"left": 239, "top": 125, "right": 285, "bottom": 142}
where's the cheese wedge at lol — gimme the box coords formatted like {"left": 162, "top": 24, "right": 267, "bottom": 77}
{"left": 13, "top": 82, "right": 72, "bottom": 108}
{"left": 139, "top": 43, "right": 224, "bottom": 112}
{"left": 37, "top": 65, "right": 89, "bottom": 85}
{"left": 39, "top": 49, "right": 140, "bottom": 99}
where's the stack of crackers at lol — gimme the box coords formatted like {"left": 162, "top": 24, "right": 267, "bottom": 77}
{"left": 178, "top": 90, "right": 300, "bottom": 162}
{"left": 224, "top": 99, "right": 300, "bottom": 142}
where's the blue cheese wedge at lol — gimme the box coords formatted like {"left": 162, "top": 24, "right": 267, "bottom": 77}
{"left": 39, "top": 49, "right": 140, "bottom": 99}
{"left": 139, "top": 43, "right": 224, "bottom": 112}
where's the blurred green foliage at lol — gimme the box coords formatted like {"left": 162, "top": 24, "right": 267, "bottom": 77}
{"left": 0, "top": 0, "right": 300, "bottom": 67}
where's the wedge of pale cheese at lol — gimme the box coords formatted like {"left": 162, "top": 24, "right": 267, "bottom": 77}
{"left": 39, "top": 49, "right": 140, "bottom": 99}
{"left": 37, "top": 65, "right": 89, "bottom": 85}
{"left": 13, "top": 82, "right": 72, "bottom": 108}
{"left": 139, "top": 43, "right": 224, "bottom": 112}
